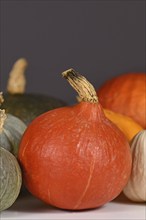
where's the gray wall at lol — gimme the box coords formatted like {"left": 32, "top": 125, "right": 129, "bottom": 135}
{"left": 1, "top": 0, "right": 145, "bottom": 104}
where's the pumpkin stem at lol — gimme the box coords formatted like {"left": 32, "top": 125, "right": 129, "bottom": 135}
{"left": 0, "top": 92, "right": 4, "bottom": 105}
{"left": 7, "top": 58, "right": 28, "bottom": 94}
{"left": 62, "top": 68, "right": 98, "bottom": 103}
{"left": 0, "top": 109, "right": 7, "bottom": 133}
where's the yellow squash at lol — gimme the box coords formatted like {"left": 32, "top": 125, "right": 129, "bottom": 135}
{"left": 104, "top": 109, "right": 143, "bottom": 142}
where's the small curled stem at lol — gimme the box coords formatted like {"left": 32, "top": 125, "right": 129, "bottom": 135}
{"left": 62, "top": 68, "right": 98, "bottom": 103}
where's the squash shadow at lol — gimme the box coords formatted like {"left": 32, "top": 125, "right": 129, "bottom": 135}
{"left": 112, "top": 192, "right": 144, "bottom": 206}
{"left": 6, "top": 192, "right": 57, "bottom": 213}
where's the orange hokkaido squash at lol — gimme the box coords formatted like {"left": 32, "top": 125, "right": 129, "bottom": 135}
{"left": 18, "top": 69, "right": 132, "bottom": 210}
{"left": 97, "top": 73, "right": 146, "bottom": 128}
{"left": 103, "top": 109, "right": 143, "bottom": 142}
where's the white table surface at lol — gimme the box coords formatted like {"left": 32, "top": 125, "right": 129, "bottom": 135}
{"left": 1, "top": 192, "right": 145, "bottom": 220}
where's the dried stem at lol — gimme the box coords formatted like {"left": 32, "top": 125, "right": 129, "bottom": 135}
{"left": 62, "top": 68, "right": 98, "bottom": 103}
{"left": 0, "top": 92, "right": 4, "bottom": 105}
{"left": 7, "top": 58, "right": 28, "bottom": 94}
{"left": 0, "top": 109, "right": 7, "bottom": 133}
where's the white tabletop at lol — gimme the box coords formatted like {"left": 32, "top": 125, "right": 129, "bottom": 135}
{"left": 1, "top": 192, "right": 145, "bottom": 220}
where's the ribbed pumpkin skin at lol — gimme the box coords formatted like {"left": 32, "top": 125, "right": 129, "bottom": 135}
{"left": 2, "top": 93, "right": 66, "bottom": 125}
{"left": 18, "top": 102, "right": 132, "bottom": 210}
{"left": 123, "top": 130, "right": 146, "bottom": 202}
{"left": 0, "top": 113, "right": 26, "bottom": 156}
{"left": 0, "top": 147, "right": 22, "bottom": 211}
{"left": 97, "top": 73, "right": 146, "bottom": 128}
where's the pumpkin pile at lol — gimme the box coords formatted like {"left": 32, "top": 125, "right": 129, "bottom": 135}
{"left": 0, "top": 59, "right": 145, "bottom": 212}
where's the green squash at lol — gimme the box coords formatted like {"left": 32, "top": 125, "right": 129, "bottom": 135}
{"left": 2, "top": 93, "right": 66, "bottom": 125}
{"left": 0, "top": 147, "right": 22, "bottom": 211}
{"left": 0, "top": 109, "right": 26, "bottom": 157}
{"left": 1, "top": 58, "right": 66, "bottom": 125}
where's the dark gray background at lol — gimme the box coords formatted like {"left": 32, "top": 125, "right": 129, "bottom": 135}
{"left": 0, "top": 0, "right": 145, "bottom": 104}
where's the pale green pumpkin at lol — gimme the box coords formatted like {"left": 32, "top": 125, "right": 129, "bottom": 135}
{"left": 0, "top": 147, "right": 22, "bottom": 211}
{"left": 0, "top": 109, "right": 26, "bottom": 156}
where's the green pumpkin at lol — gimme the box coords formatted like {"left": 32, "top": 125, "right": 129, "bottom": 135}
{"left": 2, "top": 93, "right": 66, "bottom": 125}
{"left": 1, "top": 58, "right": 66, "bottom": 125}
{"left": 0, "top": 147, "right": 22, "bottom": 211}
{"left": 0, "top": 109, "right": 26, "bottom": 156}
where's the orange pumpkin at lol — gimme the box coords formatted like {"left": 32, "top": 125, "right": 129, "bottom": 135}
{"left": 18, "top": 69, "right": 132, "bottom": 210}
{"left": 104, "top": 109, "right": 143, "bottom": 142}
{"left": 97, "top": 73, "right": 146, "bottom": 128}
